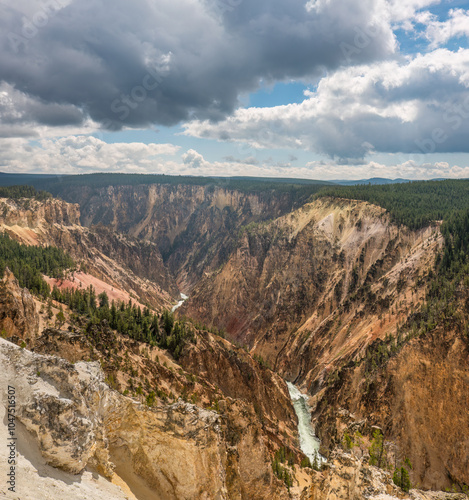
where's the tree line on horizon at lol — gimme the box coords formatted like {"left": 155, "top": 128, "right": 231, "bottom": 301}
{"left": 315, "top": 179, "right": 469, "bottom": 229}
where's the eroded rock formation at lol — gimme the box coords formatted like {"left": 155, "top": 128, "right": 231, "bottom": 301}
{"left": 314, "top": 325, "right": 469, "bottom": 491}
{"left": 0, "top": 267, "right": 39, "bottom": 342}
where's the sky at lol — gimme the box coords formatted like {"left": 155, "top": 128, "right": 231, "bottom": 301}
{"left": 1, "top": 0, "right": 469, "bottom": 180}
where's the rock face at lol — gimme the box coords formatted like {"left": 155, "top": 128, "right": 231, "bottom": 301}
{"left": 0, "top": 196, "right": 179, "bottom": 308}
{"left": 54, "top": 183, "right": 306, "bottom": 290}
{"left": 314, "top": 326, "right": 469, "bottom": 491}
{"left": 0, "top": 267, "right": 39, "bottom": 342}
{"left": 0, "top": 337, "right": 223, "bottom": 495}
{"left": 32, "top": 324, "right": 299, "bottom": 499}
{"left": 181, "top": 331, "right": 295, "bottom": 421}
{"left": 0, "top": 340, "right": 112, "bottom": 476}
{"left": 300, "top": 449, "right": 466, "bottom": 500}
{"left": 183, "top": 198, "right": 440, "bottom": 377}
{"left": 0, "top": 197, "right": 81, "bottom": 228}
{"left": 0, "top": 338, "right": 289, "bottom": 499}
{"left": 4, "top": 337, "right": 464, "bottom": 500}
{"left": 104, "top": 398, "right": 227, "bottom": 500}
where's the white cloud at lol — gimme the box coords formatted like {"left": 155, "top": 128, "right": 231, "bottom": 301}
{"left": 0, "top": 136, "right": 180, "bottom": 174}
{"left": 423, "top": 9, "right": 469, "bottom": 48}
{"left": 305, "top": 158, "right": 469, "bottom": 179}
{"left": 387, "top": 0, "right": 441, "bottom": 23}
{"left": 183, "top": 48, "right": 469, "bottom": 158}
{"left": 1, "top": 138, "right": 468, "bottom": 180}
{"left": 182, "top": 149, "right": 206, "bottom": 169}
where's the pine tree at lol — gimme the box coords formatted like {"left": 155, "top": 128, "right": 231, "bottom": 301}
{"left": 55, "top": 307, "right": 65, "bottom": 329}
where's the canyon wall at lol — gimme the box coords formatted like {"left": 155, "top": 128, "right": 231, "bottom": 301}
{"left": 183, "top": 198, "right": 441, "bottom": 378}
{"left": 0, "top": 197, "right": 179, "bottom": 308}
{"left": 314, "top": 325, "right": 469, "bottom": 491}
{"left": 55, "top": 183, "right": 306, "bottom": 290}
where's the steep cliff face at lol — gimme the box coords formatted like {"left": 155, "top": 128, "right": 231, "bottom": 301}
{"left": 183, "top": 198, "right": 441, "bottom": 382}
{"left": 0, "top": 268, "right": 39, "bottom": 342}
{"left": 0, "top": 197, "right": 178, "bottom": 308}
{"left": 314, "top": 325, "right": 469, "bottom": 491}
{"left": 0, "top": 338, "right": 228, "bottom": 499}
{"left": 179, "top": 196, "right": 469, "bottom": 492}
{"left": 0, "top": 323, "right": 299, "bottom": 500}
{"left": 299, "top": 449, "right": 467, "bottom": 500}
{"left": 180, "top": 332, "right": 295, "bottom": 429}
{"left": 56, "top": 183, "right": 304, "bottom": 290}
{"left": 0, "top": 197, "right": 81, "bottom": 227}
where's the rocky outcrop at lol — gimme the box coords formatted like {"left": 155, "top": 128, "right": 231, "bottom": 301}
{"left": 5, "top": 337, "right": 463, "bottom": 500}
{"left": 0, "top": 267, "right": 39, "bottom": 343}
{"left": 183, "top": 198, "right": 441, "bottom": 381}
{"left": 180, "top": 331, "right": 296, "bottom": 431}
{"left": 104, "top": 398, "right": 227, "bottom": 500}
{"left": 0, "top": 197, "right": 80, "bottom": 227}
{"left": 0, "top": 337, "right": 223, "bottom": 496}
{"left": 33, "top": 324, "right": 300, "bottom": 499}
{"left": 0, "top": 338, "right": 291, "bottom": 499}
{"left": 3, "top": 342, "right": 112, "bottom": 476}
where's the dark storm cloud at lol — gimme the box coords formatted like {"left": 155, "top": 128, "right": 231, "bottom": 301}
{"left": 0, "top": 0, "right": 395, "bottom": 131}
{"left": 0, "top": 82, "right": 83, "bottom": 127}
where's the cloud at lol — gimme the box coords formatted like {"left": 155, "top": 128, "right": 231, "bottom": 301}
{"left": 0, "top": 135, "right": 180, "bottom": 174}
{"left": 1, "top": 138, "right": 468, "bottom": 180}
{"left": 422, "top": 8, "right": 469, "bottom": 48}
{"left": 182, "top": 149, "right": 206, "bottom": 169}
{"left": 0, "top": 0, "right": 398, "bottom": 133}
{"left": 305, "top": 158, "right": 469, "bottom": 180}
{"left": 0, "top": 82, "right": 85, "bottom": 135}
{"left": 222, "top": 155, "right": 261, "bottom": 165}
{"left": 183, "top": 48, "right": 469, "bottom": 158}
{"left": 387, "top": 0, "right": 441, "bottom": 24}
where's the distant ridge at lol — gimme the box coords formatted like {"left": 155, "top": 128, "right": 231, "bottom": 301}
{"left": 0, "top": 172, "right": 59, "bottom": 187}
{"left": 333, "top": 177, "right": 411, "bottom": 185}
{"left": 0, "top": 172, "right": 331, "bottom": 201}
{"left": 0, "top": 172, "right": 330, "bottom": 186}
{"left": 0, "top": 172, "right": 450, "bottom": 189}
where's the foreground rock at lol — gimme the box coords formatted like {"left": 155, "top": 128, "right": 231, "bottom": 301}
{"left": 0, "top": 338, "right": 291, "bottom": 499}
{"left": 32, "top": 325, "right": 298, "bottom": 499}
{"left": 1, "top": 337, "right": 465, "bottom": 500}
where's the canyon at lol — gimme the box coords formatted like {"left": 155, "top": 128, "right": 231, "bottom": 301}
{"left": 0, "top": 178, "right": 468, "bottom": 499}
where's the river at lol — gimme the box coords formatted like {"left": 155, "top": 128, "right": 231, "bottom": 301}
{"left": 286, "top": 382, "right": 325, "bottom": 466}
{"left": 171, "top": 293, "right": 188, "bottom": 313}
